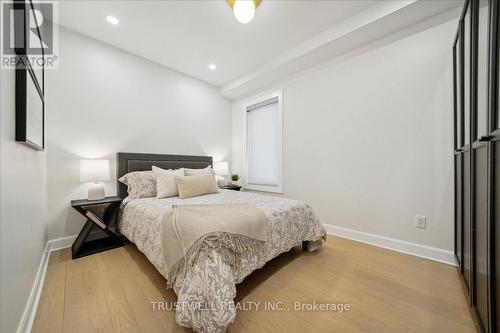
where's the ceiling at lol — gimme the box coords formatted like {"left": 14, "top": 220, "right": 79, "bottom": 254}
{"left": 56, "top": 0, "right": 377, "bottom": 87}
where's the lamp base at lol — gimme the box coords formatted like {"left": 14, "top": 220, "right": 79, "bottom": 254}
{"left": 88, "top": 183, "right": 105, "bottom": 200}
{"left": 216, "top": 176, "right": 227, "bottom": 186}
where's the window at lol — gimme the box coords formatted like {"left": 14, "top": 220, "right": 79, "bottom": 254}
{"left": 464, "top": 3, "right": 471, "bottom": 145}
{"left": 245, "top": 91, "right": 283, "bottom": 193}
{"left": 454, "top": 35, "right": 462, "bottom": 148}
{"left": 476, "top": 0, "right": 490, "bottom": 139}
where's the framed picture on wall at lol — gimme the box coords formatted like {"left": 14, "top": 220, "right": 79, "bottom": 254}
{"left": 27, "top": 0, "right": 44, "bottom": 95}
{"left": 15, "top": 0, "right": 45, "bottom": 150}
{"left": 16, "top": 60, "right": 45, "bottom": 150}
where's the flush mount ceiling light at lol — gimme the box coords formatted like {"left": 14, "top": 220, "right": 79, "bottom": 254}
{"left": 208, "top": 63, "right": 217, "bottom": 71}
{"left": 106, "top": 15, "right": 119, "bottom": 25}
{"left": 227, "top": 0, "right": 261, "bottom": 24}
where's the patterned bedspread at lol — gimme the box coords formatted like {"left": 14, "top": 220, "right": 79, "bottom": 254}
{"left": 118, "top": 190, "right": 326, "bottom": 333}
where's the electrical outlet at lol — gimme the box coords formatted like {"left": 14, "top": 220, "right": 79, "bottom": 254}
{"left": 415, "top": 215, "right": 426, "bottom": 229}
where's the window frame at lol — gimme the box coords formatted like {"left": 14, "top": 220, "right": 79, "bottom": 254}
{"left": 243, "top": 90, "right": 283, "bottom": 193}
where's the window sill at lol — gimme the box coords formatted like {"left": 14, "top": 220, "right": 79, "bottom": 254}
{"left": 244, "top": 184, "right": 283, "bottom": 194}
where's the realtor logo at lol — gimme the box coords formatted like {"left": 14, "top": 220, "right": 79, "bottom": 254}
{"left": 1, "top": 0, "right": 58, "bottom": 69}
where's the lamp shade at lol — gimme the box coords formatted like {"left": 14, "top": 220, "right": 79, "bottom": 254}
{"left": 80, "top": 159, "right": 110, "bottom": 182}
{"left": 213, "top": 161, "right": 229, "bottom": 176}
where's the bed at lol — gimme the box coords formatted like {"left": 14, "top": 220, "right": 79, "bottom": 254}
{"left": 116, "top": 152, "right": 326, "bottom": 333}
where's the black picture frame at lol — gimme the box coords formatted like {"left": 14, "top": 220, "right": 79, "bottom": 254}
{"left": 16, "top": 60, "right": 45, "bottom": 150}
{"left": 15, "top": 0, "right": 45, "bottom": 151}
{"left": 28, "top": 0, "right": 44, "bottom": 94}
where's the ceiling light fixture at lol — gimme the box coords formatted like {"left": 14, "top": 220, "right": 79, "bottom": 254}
{"left": 227, "top": 0, "right": 261, "bottom": 24}
{"left": 106, "top": 16, "right": 119, "bottom": 25}
{"left": 208, "top": 63, "right": 217, "bottom": 71}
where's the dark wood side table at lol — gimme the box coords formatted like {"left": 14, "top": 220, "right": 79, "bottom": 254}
{"left": 70, "top": 196, "right": 123, "bottom": 259}
{"left": 219, "top": 185, "right": 242, "bottom": 191}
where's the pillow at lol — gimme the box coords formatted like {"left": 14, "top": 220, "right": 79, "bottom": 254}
{"left": 118, "top": 171, "right": 156, "bottom": 199}
{"left": 184, "top": 166, "right": 214, "bottom": 176}
{"left": 175, "top": 174, "right": 219, "bottom": 199}
{"left": 152, "top": 166, "right": 184, "bottom": 198}
{"left": 152, "top": 165, "right": 184, "bottom": 175}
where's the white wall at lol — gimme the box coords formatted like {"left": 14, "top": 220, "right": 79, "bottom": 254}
{"left": 232, "top": 17, "right": 457, "bottom": 250}
{"left": 45, "top": 27, "right": 232, "bottom": 239}
{"left": 0, "top": 70, "right": 48, "bottom": 332}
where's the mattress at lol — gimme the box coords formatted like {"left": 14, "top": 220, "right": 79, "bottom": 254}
{"left": 118, "top": 189, "right": 326, "bottom": 333}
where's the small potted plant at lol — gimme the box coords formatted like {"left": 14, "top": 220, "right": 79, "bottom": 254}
{"left": 230, "top": 174, "right": 240, "bottom": 186}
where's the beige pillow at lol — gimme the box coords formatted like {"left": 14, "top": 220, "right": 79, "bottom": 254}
{"left": 175, "top": 174, "right": 219, "bottom": 199}
{"left": 152, "top": 166, "right": 184, "bottom": 198}
{"left": 184, "top": 166, "right": 214, "bottom": 176}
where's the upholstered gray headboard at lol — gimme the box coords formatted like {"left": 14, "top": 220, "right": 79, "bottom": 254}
{"left": 116, "top": 152, "right": 213, "bottom": 199}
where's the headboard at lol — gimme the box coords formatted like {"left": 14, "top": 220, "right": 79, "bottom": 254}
{"left": 116, "top": 152, "right": 213, "bottom": 198}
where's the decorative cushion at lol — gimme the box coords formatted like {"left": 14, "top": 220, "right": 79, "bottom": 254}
{"left": 152, "top": 166, "right": 184, "bottom": 198}
{"left": 118, "top": 171, "right": 156, "bottom": 199}
{"left": 175, "top": 174, "right": 219, "bottom": 199}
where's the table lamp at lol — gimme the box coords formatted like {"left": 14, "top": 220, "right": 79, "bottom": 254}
{"left": 80, "top": 159, "right": 110, "bottom": 200}
{"left": 213, "top": 161, "right": 229, "bottom": 186}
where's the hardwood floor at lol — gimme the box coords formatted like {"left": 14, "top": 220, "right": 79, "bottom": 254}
{"left": 32, "top": 236, "right": 476, "bottom": 333}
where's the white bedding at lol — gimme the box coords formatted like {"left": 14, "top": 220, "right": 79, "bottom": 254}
{"left": 118, "top": 189, "right": 326, "bottom": 333}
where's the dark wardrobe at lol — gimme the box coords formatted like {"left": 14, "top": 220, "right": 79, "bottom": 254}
{"left": 453, "top": 0, "right": 499, "bottom": 332}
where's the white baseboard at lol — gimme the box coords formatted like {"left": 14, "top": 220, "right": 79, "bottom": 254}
{"left": 323, "top": 224, "right": 456, "bottom": 266}
{"left": 16, "top": 243, "right": 50, "bottom": 333}
{"left": 47, "top": 234, "right": 77, "bottom": 252}
{"left": 17, "top": 235, "right": 77, "bottom": 333}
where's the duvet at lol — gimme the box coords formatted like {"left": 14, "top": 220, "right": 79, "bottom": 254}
{"left": 118, "top": 189, "right": 326, "bottom": 333}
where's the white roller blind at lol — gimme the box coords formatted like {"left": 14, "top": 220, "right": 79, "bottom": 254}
{"left": 246, "top": 99, "right": 280, "bottom": 187}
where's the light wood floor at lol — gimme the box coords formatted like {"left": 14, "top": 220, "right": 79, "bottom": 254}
{"left": 32, "top": 236, "right": 476, "bottom": 333}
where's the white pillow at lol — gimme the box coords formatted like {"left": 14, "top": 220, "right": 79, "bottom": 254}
{"left": 184, "top": 166, "right": 214, "bottom": 176}
{"left": 152, "top": 166, "right": 184, "bottom": 198}
{"left": 152, "top": 166, "right": 184, "bottom": 175}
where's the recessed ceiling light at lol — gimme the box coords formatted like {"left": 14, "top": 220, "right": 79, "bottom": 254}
{"left": 208, "top": 63, "right": 217, "bottom": 71}
{"left": 106, "top": 16, "right": 119, "bottom": 25}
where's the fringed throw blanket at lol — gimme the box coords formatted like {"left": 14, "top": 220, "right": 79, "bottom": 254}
{"left": 161, "top": 204, "right": 268, "bottom": 287}
{"left": 119, "top": 190, "right": 326, "bottom": 333}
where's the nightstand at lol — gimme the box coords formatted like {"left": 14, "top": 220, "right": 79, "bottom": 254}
{"left": 219, "top": 185, "right": 242, "bottom": 191}
{"left": 70, "top": 196, "right": 123, "bottom": 259}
